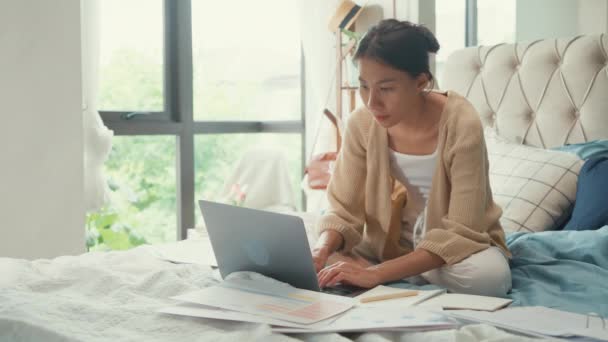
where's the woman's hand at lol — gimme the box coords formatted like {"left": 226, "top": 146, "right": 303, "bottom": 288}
{"left": 317, "top": 261, "right": 383, "bottom": 289}
{"left": 311, "top": 246, "right": 330, "bottom": 273}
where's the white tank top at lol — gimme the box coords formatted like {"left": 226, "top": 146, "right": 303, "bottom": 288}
{"left": 389, "top": 148, "right": 437, "bottom": 249}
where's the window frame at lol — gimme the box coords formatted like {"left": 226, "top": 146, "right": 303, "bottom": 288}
{"left": 465, "top": 0, "right": 478, "bottom": 47}
{"left": 99, "top": 1, "right": 305, "bottom": 240}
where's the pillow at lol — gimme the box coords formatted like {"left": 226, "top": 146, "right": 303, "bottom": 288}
{"left": 485, "top": 135, "right": 584, "bottom": 233}
{"left": 563, "top": 157, "right": 608, "bottom": 231}
{"left": 552, "top": 140, "right": 608, "bottom": 160}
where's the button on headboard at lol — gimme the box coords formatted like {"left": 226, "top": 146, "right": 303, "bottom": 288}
{"left": 441, "top": 34, "right": 608, "bottom": 148}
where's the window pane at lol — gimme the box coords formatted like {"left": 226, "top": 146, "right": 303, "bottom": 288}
{"left": 86, "top": 136, "right": 176, "bottom": 250}
{"left": 99, "top": 0, "right": 164, "bottom": 112}
{"left": 435, "top": 0, "right": 466, "bottom": 86}
{"left": 477, "top": 0, "right": 516, "bottom": 46}
{"left": 194, "top": 134, "right": 302, "bottom": 225}
{"left": 192, "top": 0, "right": 301, "bottom": 121}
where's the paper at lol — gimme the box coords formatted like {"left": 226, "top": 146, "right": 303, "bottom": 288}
{"left": 355, "top": 286, "right": 445, "bottom": 308}
{"left": 418, "top": 293, "right": 512, "bottom": 311}
{"left": 153, "top": 238, "right": 217, "bottom": 267}
{"left": 161, "top": 299, "right": 457, "bottom": 334}
{"left": 272, "top": 306, "right": 457, "bottom": 333}
{"left": 172, "top": 272, "right": 355, "bottom": 324}
{"left": 158, "top": 302, "right": 337, "bottom": 329}
{"left": 449, "top": 306, "right": 608, "bottom": 341}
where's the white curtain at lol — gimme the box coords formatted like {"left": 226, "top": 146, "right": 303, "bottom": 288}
{"left": 81, "top": 0, "right": 113, "bottom": 212}
{"left": 298, "top": 0, "right": 342, "bottom": 212}
{"left": 298, "top": 0, "right": 340, "bottom": 159}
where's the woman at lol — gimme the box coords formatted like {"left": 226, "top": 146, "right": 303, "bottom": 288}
{"left": 312, "top": 19, "right": 512, "bottom": 297}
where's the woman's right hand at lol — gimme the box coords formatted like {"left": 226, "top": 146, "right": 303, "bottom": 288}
{"left": 312, "top": 246, "right": 330, "bottom": 273}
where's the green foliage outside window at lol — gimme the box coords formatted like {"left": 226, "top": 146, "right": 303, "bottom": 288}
{"left": 89, "top": 45, "right": 302, "bottom": 251}
{"left": 99, "top": 49, "right": 163, "bottom": 112}
{"left": 86, "top": 136, "right": 176, "bottom": 251}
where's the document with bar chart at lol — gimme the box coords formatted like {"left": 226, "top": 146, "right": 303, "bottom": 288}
{"left": 171, "top": 272, "right": 355, "bottom": 325}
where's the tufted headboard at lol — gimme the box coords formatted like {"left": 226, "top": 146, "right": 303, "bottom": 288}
{"left": 441, "top": 34, "right": 608, "bottom": 148}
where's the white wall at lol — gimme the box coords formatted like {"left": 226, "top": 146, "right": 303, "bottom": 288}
{"left": 578, "top": 0, "right": 608, "bottom": 34}
{"left": 0, "top": 0, "right": 85, "bottom": 259}
{"left": 516, "top": 0, "right": 608, "bottom": 41}
{"left": 516, "top": 0, "right": 580, "bottom": 41}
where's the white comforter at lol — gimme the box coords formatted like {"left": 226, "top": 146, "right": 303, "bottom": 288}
{"left": 0, "top": 246, "right": 536, "bottom": 342}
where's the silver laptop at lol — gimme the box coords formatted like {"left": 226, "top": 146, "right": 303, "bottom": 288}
{"left": 199, "top": 200, "right": 321, "bottom": 291}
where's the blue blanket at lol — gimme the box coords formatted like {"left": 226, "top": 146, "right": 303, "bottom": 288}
{"left": 392, "top": 227, "right": 608, "bottom": 317}
{"left": 506, "top": 226, "right": 608, "bottom": 317}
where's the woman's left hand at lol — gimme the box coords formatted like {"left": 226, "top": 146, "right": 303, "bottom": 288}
{"left": 317, "top": 261, "right": 383, "bottom": 289}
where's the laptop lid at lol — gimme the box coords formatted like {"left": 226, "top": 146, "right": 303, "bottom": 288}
{"left": 198, "top": 200, "right": 320, "bottom": 292}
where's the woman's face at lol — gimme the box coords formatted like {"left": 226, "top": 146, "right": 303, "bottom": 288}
{"left": 358, "top": 57, "right": 427, "bottom": 128}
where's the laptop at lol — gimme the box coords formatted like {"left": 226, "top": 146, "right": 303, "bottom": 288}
{"left": 198, "top": 200, "right": 363, "bottom": 295}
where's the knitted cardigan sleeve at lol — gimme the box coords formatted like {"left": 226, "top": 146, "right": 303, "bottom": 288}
{"left": 316, "top": 111, "right": 368, "bottom": 253}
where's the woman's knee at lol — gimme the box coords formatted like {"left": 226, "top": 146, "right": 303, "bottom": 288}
{"left": 423, "top": 247, "right": 512, "bottom": 297}
{"left": 472, "top": 261, "right": 512, "bottom": 297}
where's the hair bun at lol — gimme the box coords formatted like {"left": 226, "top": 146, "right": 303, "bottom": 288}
{"left": 354, "top": 19, "right": 439, "bottom": 85}
{"left": 376, "top": 20, "right": 440, "bottom": 54}
{"left": 413, "top": 24, "right": 440, "bottom": 54}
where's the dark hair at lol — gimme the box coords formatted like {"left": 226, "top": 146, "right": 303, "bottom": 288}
{"left": 354, "top": 19, "right": 440, "bottom": 89}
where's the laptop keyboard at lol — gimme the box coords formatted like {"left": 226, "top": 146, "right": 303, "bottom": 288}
{"left": 321, "top": 284, "right": 367, "bottom": 297}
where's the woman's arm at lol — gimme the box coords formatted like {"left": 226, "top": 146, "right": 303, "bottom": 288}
{"left": 318, "top": 248, "right": 444, "bottom": 288}
{"left": 314, "top": 229, "right": 344, "bottom": 252}
{"left": 371, "top": 248, "right": 444, "bottom": 282}
{"left": 312, "top": 230, "right": 344, "bottom": 272}
{"left": 316, "top": 110, "right": 369, "bottom": 254}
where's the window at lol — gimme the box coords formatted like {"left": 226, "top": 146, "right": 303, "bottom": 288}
{"left": 194, "top": 133, "right": 302, "bottom": 225}
{"left": 87, "top": 136, "right": 177, "bottom": 250}
{"left": 435, "top": 0, "right": 467, "bottom": 86}
{"left": 99, "top": 0, "right": 164, "bottom": 112}
{"left": 434, "top": 0, "right": 516, "bottom": 84}
{"left": 88, "top": 1, "right": 304, "bottom": 250}
{"left": 477, "top": 1, "right": 516, "bottom": 46}
{"left": 191, "top": 0, "right": 301, "bottom": 121}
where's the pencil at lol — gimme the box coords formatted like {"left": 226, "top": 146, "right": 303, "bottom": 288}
{"left": 359, "top": 290, "right": 419, "bottom": 303}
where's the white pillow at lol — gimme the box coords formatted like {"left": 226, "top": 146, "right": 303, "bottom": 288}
{"left": 485, "top": 133, "right": 584, "bottom": 233}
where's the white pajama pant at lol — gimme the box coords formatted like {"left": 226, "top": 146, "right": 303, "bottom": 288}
{"left": 412, "top": 246, "right": 512, "bottom": 297}
{"left": 333, "top": 244, "right": 512, "bottom": 297}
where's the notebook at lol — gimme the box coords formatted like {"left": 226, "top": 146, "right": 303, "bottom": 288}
{"left": 418, "top": 293, "right": 513, "bottom": 311}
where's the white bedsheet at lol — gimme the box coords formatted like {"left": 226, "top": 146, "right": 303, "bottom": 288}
{"left": 0, "top": 246, "right": 538, "bottom": 342}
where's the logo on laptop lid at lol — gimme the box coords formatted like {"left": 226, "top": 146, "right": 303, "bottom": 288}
{"left": 243, "top": 239, "right": 270, "bottom": 266}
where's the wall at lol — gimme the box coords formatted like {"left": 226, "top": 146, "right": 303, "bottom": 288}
{"left": 0, "top": 0, "right": 85, "bottom": 259}
{"left": 516, "top": 0, "right": 581, "bottom": 41}
{"left": 578, "top": 0, "right": 608, "bottom": 34}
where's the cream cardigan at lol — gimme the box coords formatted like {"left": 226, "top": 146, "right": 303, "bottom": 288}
{"left": 317, "top": 91, "right": 510, "bottom": 265}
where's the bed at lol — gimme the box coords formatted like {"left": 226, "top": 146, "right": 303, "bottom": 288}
{"left": 1, "top": 34, "right": 607, "bottom": 341}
